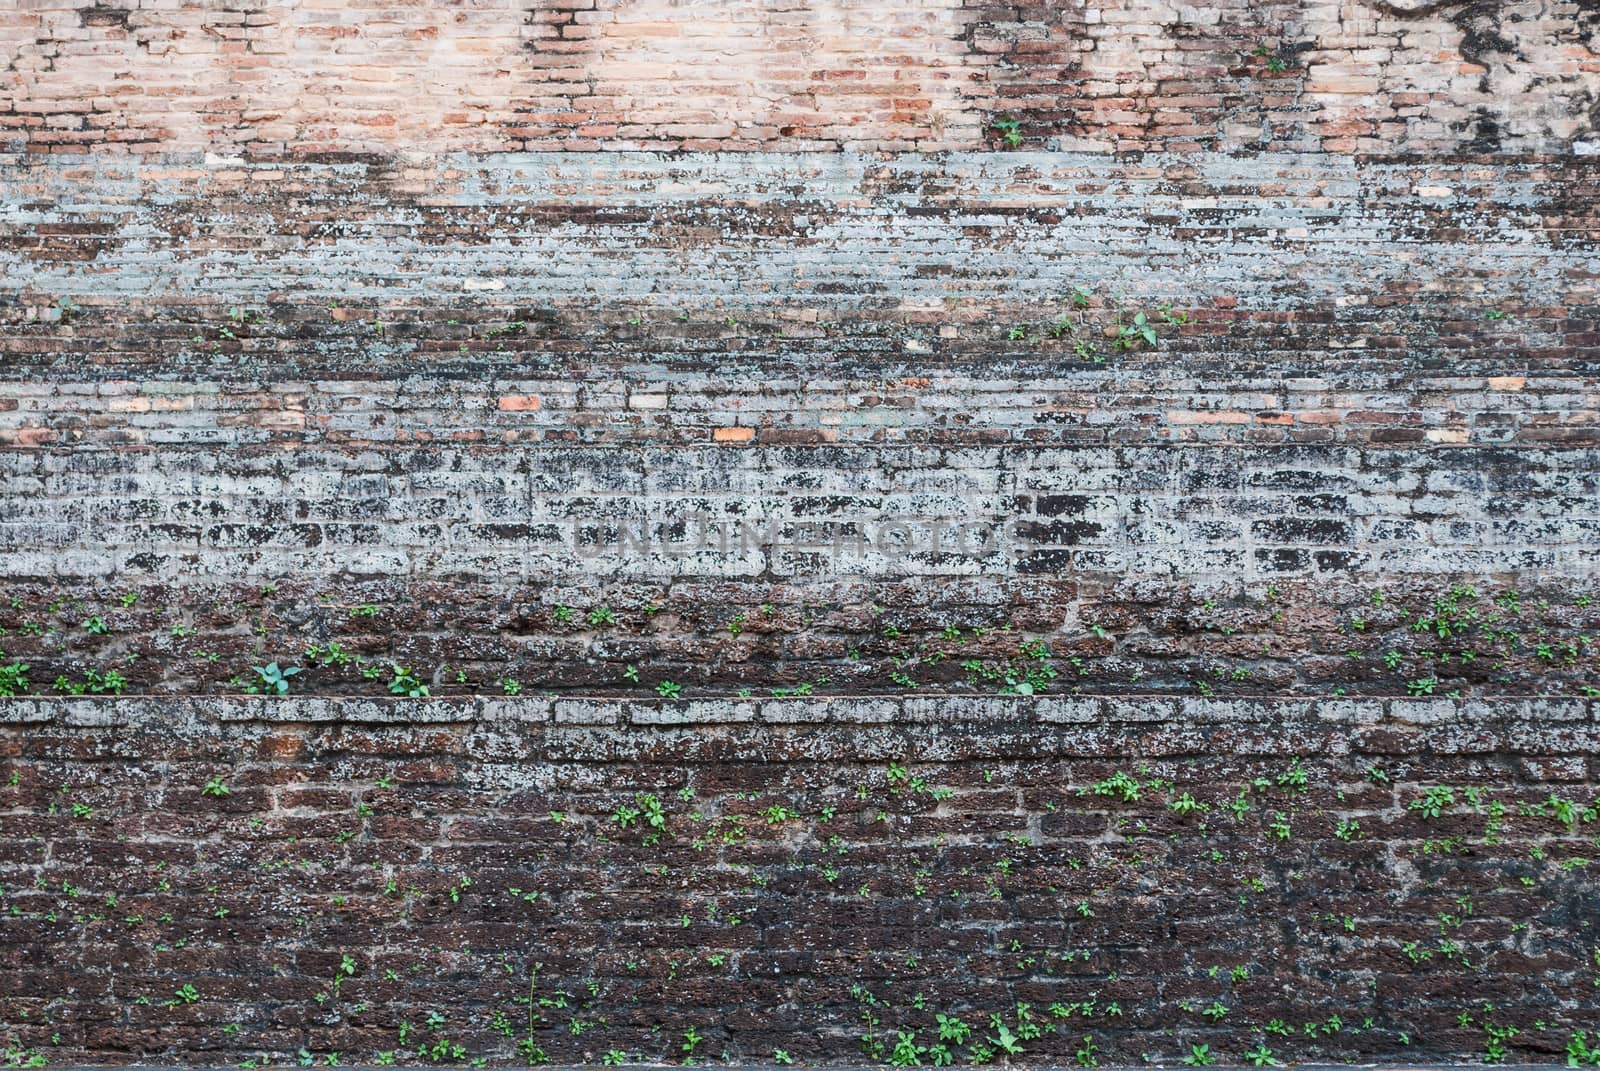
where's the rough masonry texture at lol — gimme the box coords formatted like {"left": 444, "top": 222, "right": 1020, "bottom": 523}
{"left": 2, "top": 696, "right": 1600, "bottom": 1068}
{"left": 2, "top": 0, "right": 1600, "bottom": 1067}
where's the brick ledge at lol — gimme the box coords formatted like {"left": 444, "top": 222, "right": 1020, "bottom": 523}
{"left": 2, "top": 694, "right": 1594, "bottom": 729}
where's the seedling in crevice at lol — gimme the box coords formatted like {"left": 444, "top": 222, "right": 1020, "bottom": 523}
{"left": 305, "top": 641, "right": 351, "bottom": 667}
{"left": 0, "top": 660, "right": 29, "bottom": 697}
{"left": 1411, "top": 786, "right": 1455, "bottom": 819}
{"left": 1276, "top": 758, "right": 1309, "bottom": 792}
{"left": 1245, "top": 1042, "right": 1280, "bottom": 1066}
{"left": 388, "top": 664, "right": 429, "bottom": 698}
{"left": 992, "top": 115, "right": 1023, "bottom": 148}
{"left": 1169, "top": 792, "right": 1205, "bottom": 816}
{"left": 1268, "top": 812, "right": 1292, "bottom": 841}
{"left": 1111, "top": 302, "right": 1188, "bottom": 353}
{"left": 1407, "top": 676, "right": 1438, "bottom": 696}
{"left": 249, "top": 662, "right": 300, "bottom": 696}
{"left": 54, "top": 667, "right": 127, "bottom": 696}
{"left": 1253, "top": 44, "right": 1289, "bottom": 72}
{"left": 1569, "top": 1030, "right": 1600, "bottom": 1067}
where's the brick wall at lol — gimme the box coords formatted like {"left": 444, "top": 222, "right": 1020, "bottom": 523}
{"left": 3, "top": 0, "right": 1600, "bottom": 1065}
{"left": 2, "top": 697, "right": 1599, "bottom": 1067}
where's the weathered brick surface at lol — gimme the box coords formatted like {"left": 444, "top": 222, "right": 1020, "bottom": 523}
{"left": 4, "top": 153, "right": 1598, "bottom": 319}
{"left": 4, "top": 441, "right": 1597, "bottom": 579}
{"left": 4, "top": 0, "right": 1600, "bottom": 1065}
{"left": 3, "top": 572, "right": 1599, "bottom": 700}
{"left": 0, "top": 433, "right": 1596, "bottom": 698}
{"left": 2, "top": 1, "right": 1598, "bottom": 153}
{"left": 2, "top": 697, "right": 1598, "bottom": 1067}
{"left": 2, "top": 149, "right": 1594, "bottom": 704}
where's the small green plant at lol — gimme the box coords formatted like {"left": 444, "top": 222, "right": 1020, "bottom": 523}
{"left": 249, "top": 662, "right": 301, "bottom": 696}
{"left": 636, "top": 793, "right": 667, "bottom": 834}
{"left": 1244, "top": 1042, "right": 1279, "bottom": 1067}
{"left": 388, "top": 665, "right": 430, "bottom": 698}
{"left": 1115, "top": 310, "right": 1159, "bottom": 350}
{"left": 55, "top": 668, "right": 127, "bottom": 696}
{"left": 305, "top": 641, "right": 351, "bottom": 667}
{"left": 992, "top": 115, "right": 1023, "bottom": 147}
{"left": 1253, "top": 44, "right": 1288, "bottom": 72}
{"left": 935, "top": 1014, "right": 971, "bottom": 1048}
{"left": 962, "top": 639, "right": 1059, "bottom": 696}
{"left": 1406, "top": 676, "right": 1438, "bottom": 696}
{"left": 1170, "top": 792, "right": 1203, "bottom": 816}
{"left": 656, "top": 680, "right": 682, "bottom": 699}
{"left": 2, "top": 1036, "right": 48, "bottom": 1069}
{"left": 1092, "top": 770, "right": 1142, "bottom": 802}
{"left": 1109, "top": 303, "right": 1189, "bottom": 353}
{"left": 681, "top": 1026, "right": 703, "bottom": 1060}
{"left": 1568, "top": 1029, "right": 1600, "bottom": 1067}
{"left": 202, "top": 776, "right": 230, "bottom": 798}
{"left": 890, "top": 1031, "right": 927, "bottom": 1066}
{"left": 0, "top": 660, "right": 29, "bottom": 697}
{"left": 1410, "top": 786, "right": 1455, "bottom": 819}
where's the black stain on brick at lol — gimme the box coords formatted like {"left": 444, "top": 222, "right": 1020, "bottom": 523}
{"left": 77, "top": 4, "right": 130, "bottom": 28}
